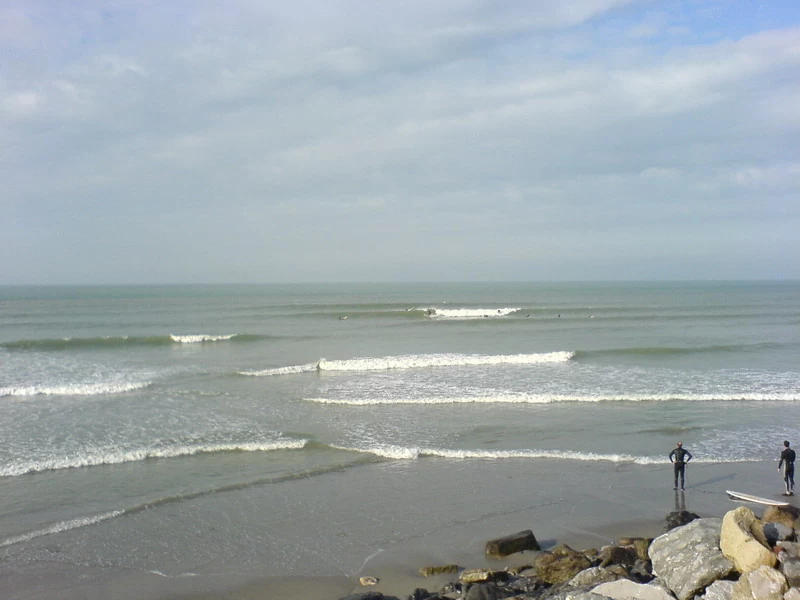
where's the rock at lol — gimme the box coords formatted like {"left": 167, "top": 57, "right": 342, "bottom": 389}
{"left": 629, "top": 559, "right": 653, "bottom": 583}
{"left": 765, "top": 522, "right": 795, "bottom": 546}
{"left": 463, "top": 582, "right": 514, "bottom": 600}
{"left": 730, "top": 565, "right": 787, "bottom": 600}
{"left": 406, "top": 589, "right": 432, "bottom": 600}
{"left": 599, "top": 545, "right": 639, "bottom": 567}
{"left": 763, "top": 505, "right": 800, "bottom": 530}
{"left": 339, "top": 593, "right": 402, "bottom": 600}
{"left": 665, "top": 510, "right": 700, "bottom": 532}
{"left": 721, "top": 507, "right": 777, "bottom": 573}
{"left": 359, "top": 575, "right": 379, "bottom": 586}
{"left": 649, "top": 518, "right": 734, "bottom": 600}
{"left": 420, "top": 565, "right": 459, "bottom": 577}
{"left": 485, "top": 529, "right": 541, "bottom": 558}
{"left": 567, "top": 565, "right": 630, "bottom": 587}
{"left": 547, "top": 592, "right": 616, "bottom": 600}
{"left": 460, "top": 569, "right": 493, "bottom": 584}
{"left": 785, "top": 588, "right": 800, "bottom": 600}
{"left": 698, "top": 580, "right": 735, "bottom": 600}
{"left": 777, "top": 541, "right": 800, "bottom": 560}
{"left": 779, "top": 557, "right": 800, "bottom": 586}
{"left": 459, "top": 569, "right": 508, "bottom": 584}
{"left": 618, "top": 537, "right": 652, "bottom": 561}
{"left": 592, "top": 579, "right": 675, "bottom": 600}
{"left": 534, "top": 544, "right": 593, "bottom": 585}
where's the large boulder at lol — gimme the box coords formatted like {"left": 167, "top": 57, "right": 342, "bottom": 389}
{"left": 730, "top": 565, "right": 787, "bottom": 600}
{"left": 720, "top": 507, "right": 777, "bottom": 573}
{"left": 485, "top": 529, "right": 541, "bottom": 558}
{"left": 592, "top": 579, "right": 674, "bottom": 600}
{"left": 534, "top": 544, "right": 592, "bottom": 585}
{"left": 649, "top": 518, "right": 734, "bottom": 600}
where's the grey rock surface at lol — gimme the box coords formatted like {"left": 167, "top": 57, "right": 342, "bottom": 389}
{"left": 649, "top": 518, "right": 733, "bottom": 600}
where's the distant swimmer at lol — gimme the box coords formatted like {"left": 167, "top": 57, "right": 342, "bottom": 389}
{"left": 669, "top": 441, "right": 692, "bottom": 490}
{"left": 779, "top": 440, "right": 795, "bottom": 496}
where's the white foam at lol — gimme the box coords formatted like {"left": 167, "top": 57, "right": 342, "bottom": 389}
{"left": 426, "top": 307, "right": 520, "bottom": 318}
{"left": 1, "top": 439, "right": 308, "bottom": 477}
{"left": 170, "top": 334, "right": 237, "bottom": 343}
{"left": 239, "top": 363, "right": 319, "bottom": 376}
{"left": 0, "top": 510, "right": 124, "bottom": 548}
{"left": 332, "top": 444, "right": 759, "bottom": 465}
{"left": 0, "top": 381, "right": 151, "bottom": 397}
{"left": 317, "top": 351, "right": 573, "bottom": 371}
{"left": 240, "top": 352, "right": 573, "bottom": 376}
{"left": 305, "top": 392, "right": 800, "bottom": 405}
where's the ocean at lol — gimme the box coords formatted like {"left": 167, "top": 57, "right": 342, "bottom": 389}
{"left": 1, "top": 281, "right": 798, "bottom": 597}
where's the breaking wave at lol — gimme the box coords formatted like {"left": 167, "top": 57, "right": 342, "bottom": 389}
{"left": 423, "top": 307, "right": 520, "bottom": 319}
{"left": 1, "top": 439, "right": 308, "bottom": 477}
{"left": 306, "top": 392, "right": 800, "bottom": 405}
{"left": 0, "top": 510, "right": 124, "bottom": 548}
{"left": 2, "top": 334, "right": 260, "bottom": 351}
{"left": 239, "top": 351, "right": 574, "bottom": 376}
{"left": 0, "top": 381, "right": 152, "bottom": 397}
{"left": 329, "top": 444, "right": 758, "bottom": 464}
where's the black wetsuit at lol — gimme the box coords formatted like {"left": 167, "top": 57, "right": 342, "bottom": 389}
{"left": 779, "top": 447, "right": 796, "bottom": 493}
{"left": 669, "top": 446, "right": 692, "bottom": 489}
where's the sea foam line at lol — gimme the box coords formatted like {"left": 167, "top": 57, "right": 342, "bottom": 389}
{"left": 239, "top": 351, "right": 574, "bottom": 376}
{"left": 0, "top": 381, "right": 152, "bottom": 397}
{"left": 0, "top": 510, "right": 124, "bottom": 548}
{"left": 169, "top": 334, "right": 238, "bottom": 343}
{"left": 331, "top": 444, "right": 760, "bottom": 464}
{"left": 1, "top": 439, "right": 308, "bottom": 477}
{"left": 306, "top": 392, "right": 800, "bottom": 405}
{"left": 425, "top": 307, "right": 520, "bottom": 318}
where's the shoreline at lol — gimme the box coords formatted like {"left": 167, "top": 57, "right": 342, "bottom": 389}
{"left": 194, "top": 460, "right": 791, "bottom": 600}
{"left": 1, "top": 459, "right": 792, "bottom": 600}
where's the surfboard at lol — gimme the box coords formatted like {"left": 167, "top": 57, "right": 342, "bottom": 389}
{"left": 726, "top": 490, "right": 791, "bottom": 506}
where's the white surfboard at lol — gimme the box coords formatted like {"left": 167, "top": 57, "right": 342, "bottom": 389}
{"left": 726, "top": 490, "right": 791, "bottom": 506}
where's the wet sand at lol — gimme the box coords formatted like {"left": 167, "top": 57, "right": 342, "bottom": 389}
{"left": 1, "top": 458, "right": 790, "bottom": 600}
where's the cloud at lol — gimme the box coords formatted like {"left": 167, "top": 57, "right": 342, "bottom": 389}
{"left": 2, "top": 0, "right": 799, "bottom": 283}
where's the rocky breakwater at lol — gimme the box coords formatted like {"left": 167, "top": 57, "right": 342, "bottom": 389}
{"left": 339, "top": 504, "right": 800, "bottom": 600}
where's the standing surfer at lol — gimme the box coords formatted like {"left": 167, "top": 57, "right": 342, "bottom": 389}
{"left": 669, "top": 441, "right": 692, "bottom": 490}
{"left": 779, "top": 440, "right": 796, "bottom": 496}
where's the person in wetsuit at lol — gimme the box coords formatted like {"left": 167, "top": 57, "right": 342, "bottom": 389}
{"left": 779, "top": 440, "right": 795, "bottom": 496}
{"left": 669, "top": 441, "right": 692, "bottom": 490}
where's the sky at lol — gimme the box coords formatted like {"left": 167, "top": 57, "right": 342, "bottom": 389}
{"left": 2, "top": 0, "right": 799, "bottom": 284}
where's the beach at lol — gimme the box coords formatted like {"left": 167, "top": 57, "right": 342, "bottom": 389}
{"left": 1, "top": 458, "right": 789, "bottom": 599}
{"left": 1, "top": 282, "right": 798, "bottom": 599}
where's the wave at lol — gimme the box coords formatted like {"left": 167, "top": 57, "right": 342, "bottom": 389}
{"left": 239, "top": 362, "right": 320, "bottom": 376}
{"left": 0, "top": 439, "right": 308, "bottom": 477}
{"left": 240, "top": 351, "right": 574, "bottom": 376}
{"left": 575, "top": 343, "right": 779, "bottom": 359}
{"left": 423, "top": 307, "right": 520, "bottom": 319}
{"left": 0, "top": 381, "right": 151, "bottom": 397}
{"left": 329, "top": 444, "right": 758, "bottom": 465}
{"left": 0, "top": 510, "right": 124, "bottom": 548}
{"left": 1, "top": 334, "right": 262, "bottom": 351}
{"left": 306, "top": 392, "right": 800, "bottom": 405}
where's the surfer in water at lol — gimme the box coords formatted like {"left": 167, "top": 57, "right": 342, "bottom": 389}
{"left": 669, "top": 441, "right": 692, "bottom": 490}
{"left": 779, "top": 440, "right": 795, "bottom": 496}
